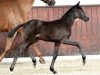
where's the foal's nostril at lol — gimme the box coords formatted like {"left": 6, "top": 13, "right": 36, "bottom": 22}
{"left": 86, "top": 17, "right": 89, "bottom": 21}
{"left": 84, "top": 17, "right": 89, "bottom": 22}
{"left": 87, "top": 17, "right": 89, "bottom": 21}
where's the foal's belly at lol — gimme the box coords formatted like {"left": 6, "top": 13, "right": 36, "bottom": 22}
{"left": 38, "top": 32, "right": 71, "bottom": 42}
{"left": 49, "top": 30, "right": 71, "bottom": 40}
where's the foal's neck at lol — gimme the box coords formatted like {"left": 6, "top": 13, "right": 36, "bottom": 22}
{"left": 60, "top": 9, "right": 76, "bottom": 27}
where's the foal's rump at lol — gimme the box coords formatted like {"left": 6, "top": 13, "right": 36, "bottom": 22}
{"left": 7, "top": 24, "right": 25, "bottom": 38}
{"left": 7, "top": 20, "right": 42, "bottom": 38}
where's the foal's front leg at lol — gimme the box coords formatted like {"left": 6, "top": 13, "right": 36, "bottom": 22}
{"left": 50, "top": 42, "right": 61, "bottom": 74}
{"left": 62, "top": 39, "right": 86, "bottom": 65}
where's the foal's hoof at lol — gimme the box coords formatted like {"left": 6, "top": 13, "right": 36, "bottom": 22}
{"left": 10, "top": 67, "right": 13, "bottom": 72}
{"left": 39, "top": 58, "right": 46, "bottom": 64}
{"left": 33, "top": 62, "right": 36, "bottom": 68}
{"left": 83, "top": 60, "right": 86, "bottom": 66}
{"left": 53, "top": 70, "right": 57, "bottom": 74}
{"left": 50, "top": 68, "right": 57, "bottom": 74}
{"left": 32, "top": 60, "right": 36, "bottom": 68}
{"left": 82, "top": 56, "right": 86, "bottom": 65}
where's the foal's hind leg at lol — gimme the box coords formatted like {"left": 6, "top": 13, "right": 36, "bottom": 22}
{"left": 10, "top": 41, "right": 29, "bottom": 72}
{"left": 62, "top": 39, "right": 86, "bottom": 65}
{"left": 50, "top": 42, "right": 61, "bottom": 74}
{"left": 20, "top": 29, "right": 45, "bottom": 64}
{"left": 62, "top": 39, "right": 86, "bottom": 64}
{"left": 10, "top": 37, "right": 39, "bottom": 72}
{"left": 10, "top": 55, "right": 18, "bottom": 72}
{"left": 28, "top": 47, "right": 36, "bottom": 68}
{"left": 10, "top": 47, "right": 37, "bottom": 72}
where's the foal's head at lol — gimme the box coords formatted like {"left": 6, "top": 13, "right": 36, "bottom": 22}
{"left": 41, "top": 0, "right": 56, "bottom": 6}
{"left": 72, "top": 1, "right": 89, "bottom": 22}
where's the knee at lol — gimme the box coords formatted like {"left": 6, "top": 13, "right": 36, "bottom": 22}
{"left": 75, "top": 42, "right": 80, "bottom": 45}
{"left": 75, "top": 42, "right": 82, "bottom": 48}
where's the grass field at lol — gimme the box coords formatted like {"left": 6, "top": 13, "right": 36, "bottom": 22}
{"left": 0, "top": 56, "right": 100, "bottom": 75}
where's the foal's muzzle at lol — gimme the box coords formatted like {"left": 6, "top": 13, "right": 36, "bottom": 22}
{"left": 84, "top": 17, "right": 89, "bottom": 22}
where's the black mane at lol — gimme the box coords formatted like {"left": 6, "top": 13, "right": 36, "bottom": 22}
{"left": 61, "top": 5, "right": 77, "bottom": 21}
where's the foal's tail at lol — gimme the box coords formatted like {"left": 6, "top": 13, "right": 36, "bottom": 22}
{"left": 8, "top": 24, "right": 25, "bottom": 38}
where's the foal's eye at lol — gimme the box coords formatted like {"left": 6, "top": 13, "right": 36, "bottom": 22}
{"left": 79, "top": 10, "right": 84, "bottom": 14}
{"left": 78, "top": 9, "right": 82, "bottom": 12}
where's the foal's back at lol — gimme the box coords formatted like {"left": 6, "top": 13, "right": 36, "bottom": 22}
{"left": 25, "top": 19, "right": 71, "bottom": 41}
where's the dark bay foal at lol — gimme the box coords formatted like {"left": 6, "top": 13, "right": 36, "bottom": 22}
{"left": 8, "top": 1, "right": 89, "bottom": 74}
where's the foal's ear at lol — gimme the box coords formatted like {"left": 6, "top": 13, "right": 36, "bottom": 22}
{"left": 76, "top": 1, "right": 80, "bottom": 6}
